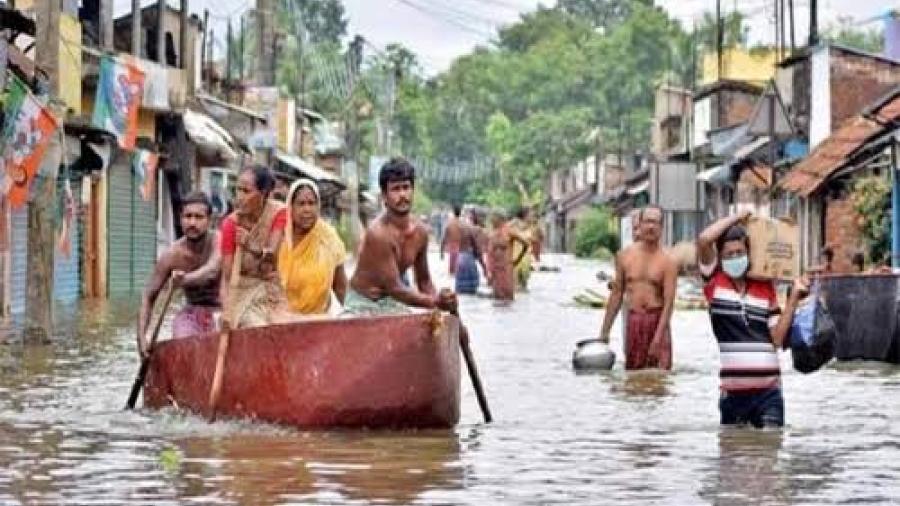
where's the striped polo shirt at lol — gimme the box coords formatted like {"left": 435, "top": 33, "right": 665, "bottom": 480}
{"left": 701, "top": 264, "right": 782, "bottom": 393}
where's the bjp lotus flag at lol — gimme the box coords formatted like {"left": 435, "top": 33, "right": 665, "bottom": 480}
{"left": 93, "top": 55, "right": 144, "bottom": 150}
{"left": 1, "top": 76, "right": 60, "bottom": 209}
{"left": 132, "top": 149, "right": 159, "bottom": 201}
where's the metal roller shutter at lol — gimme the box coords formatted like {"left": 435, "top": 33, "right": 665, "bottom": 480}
{"left": 53, "top": 177, "right": 82, "bottom": 304}
{"left": 107, "top": 159, "right": 135, "bottom": 296}
{"left": 107, "top": 155, "right": 157, "bottom": 296}
{"left": 9, "top": 203, "right": 27, "bottom": 317}
{"left": 132, "top": 174, "right": 156, "bottom": 289}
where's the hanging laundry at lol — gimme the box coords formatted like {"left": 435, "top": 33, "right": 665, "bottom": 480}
{"left": 92, "top": 55, "right": 144, "bottom": 150}
{"left": 132, "top": 148, "right": 159, "bottom": 201}
{"left": 0, "top": 76, "right": 60, "bottom": 209}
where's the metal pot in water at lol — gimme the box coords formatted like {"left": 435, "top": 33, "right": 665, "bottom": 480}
{"left": 572, "top": 339, "right": 616, "bottom": 370}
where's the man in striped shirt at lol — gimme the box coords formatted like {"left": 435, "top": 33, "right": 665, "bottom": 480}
{"left": 697, "top": 212, "right": 808, "bottom": 428}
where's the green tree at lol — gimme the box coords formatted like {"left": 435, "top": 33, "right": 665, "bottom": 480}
{"left": 825, "top": 16, "right": 884, "bottom": 53}
{"left": 557, "top": 0, "right": 653, "bottom": 33}
{"left": 694, "top": 10, "right": 749, "bottom": 52}
{"left": 575, "top": 206, "right": 619, "bottom": 258}
{"left": 390, "top": 3, "right": 694, "bottom": 207}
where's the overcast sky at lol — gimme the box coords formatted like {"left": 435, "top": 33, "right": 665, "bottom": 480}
{"left": 343, "top": 0, "right": 897, "bottom": 73}
{"left": 114, "top": 0, "right": 898, "bottom": 74}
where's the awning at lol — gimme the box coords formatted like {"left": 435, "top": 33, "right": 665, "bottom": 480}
{"left": 733, "top": 136, "right": 770, "bottom": 161}
{"left": 275, "top": 151, "right": 346, "bottom": 189}
{"left": 696, "top": 165, "right": 731, "bottom": 185}
{"left": 626, "top": 179, "right": 649, "bottom": 196}
{"left": 183, "top": 109, "right": 238, "bottom": 162}
{"left": 710, "top": 123, "right": 751, "bottom": 158}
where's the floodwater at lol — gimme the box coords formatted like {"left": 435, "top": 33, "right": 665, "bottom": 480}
{"left": 2, "top": 254, "right": 900, "bottom": 505}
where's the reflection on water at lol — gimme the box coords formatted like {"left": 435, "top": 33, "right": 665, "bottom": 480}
{"left": 1, "top": 254, "right": 900, "bottom": 504}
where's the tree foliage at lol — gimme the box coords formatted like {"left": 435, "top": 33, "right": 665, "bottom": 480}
{"left": 825, "top": 16, "right": 884, "bottom": 54}
{"left": 386, "top": 4, "right": 699, "bottom": 210}
{"left": 575, "top": 206, "right": 619, "bottom": 258}
{"left": 851, "top": 175, "right": 891, "bottom": 264}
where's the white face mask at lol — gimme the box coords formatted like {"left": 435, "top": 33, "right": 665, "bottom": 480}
{"left": 722, "top": 255, "right": 749, "bottom": 279}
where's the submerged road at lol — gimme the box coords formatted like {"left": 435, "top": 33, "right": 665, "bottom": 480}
{"left": 1, "top": 253, "right": 900, "bottom": 505}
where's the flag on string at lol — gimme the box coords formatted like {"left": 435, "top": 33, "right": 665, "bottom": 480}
{"left": 132, "top": 149, "right": 159, "bottom": 201}
{"left": 93, "top": 55, "right": 144, "bottom": 150}
{"left": 0, "top": 76, "right": 60, "bottom": 209}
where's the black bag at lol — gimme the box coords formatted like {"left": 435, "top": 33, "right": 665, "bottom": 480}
{"left": 790, "top": 280, "right": 837, "bottom": 374}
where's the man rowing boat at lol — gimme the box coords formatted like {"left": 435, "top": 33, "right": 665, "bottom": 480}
{"left": 346, "top": 157, "right": 456, "bottom": 315}
{"left": 138, "top": 192, "right": 220, "bottom": 357}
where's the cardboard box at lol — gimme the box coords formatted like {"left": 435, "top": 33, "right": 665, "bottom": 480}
{"left": 747, "top": 217, "right": 800, "bottom": 280}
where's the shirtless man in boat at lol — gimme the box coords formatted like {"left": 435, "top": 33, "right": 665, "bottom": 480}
{"left": 346, "top": 157, "right": 457, "bottom": 315}
{"left": 138, "top": 191, "right": 221, "bottom": 357}
{"left": 599, "top": 205, "right": 677, "bottom": 370}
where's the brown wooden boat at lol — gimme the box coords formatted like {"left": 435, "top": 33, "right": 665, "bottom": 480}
{"left": 143, "top": 312, "right": 461, "bottom": 429}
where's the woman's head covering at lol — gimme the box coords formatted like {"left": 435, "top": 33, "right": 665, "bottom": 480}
{"left": 285, "top": 178, "right": 321, "bottom": 248}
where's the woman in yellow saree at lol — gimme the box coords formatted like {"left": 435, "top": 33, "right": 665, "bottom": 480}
{"left": 278, "top": 178, "right": 348, "bottom": 315}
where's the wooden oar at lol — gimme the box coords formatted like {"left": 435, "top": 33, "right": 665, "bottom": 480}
{"left": 125, "top": 281, "right": 176, "bottom": 410}
{"left": 451, "top": 308, "right": 493, "bottom": 423}
{"left": 207, "top": 323, "right": 230, "bottom": 421}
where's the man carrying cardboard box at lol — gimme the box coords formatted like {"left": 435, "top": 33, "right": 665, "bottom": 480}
{"left": 697, "top": 211, "right": 808, "bottom": 428}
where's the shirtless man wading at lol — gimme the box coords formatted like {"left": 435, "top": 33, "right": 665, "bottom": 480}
{"left": 599, "top": 205, "right": 677, "bottom": 370}
{"left": 346, "top": 157, "right": 457, "bottom": 315}
{"left": 442, "top": 205, "right": 463, "bottom": 275}
{"left": 138, "top": 192, "right": 221, "bottom": 357}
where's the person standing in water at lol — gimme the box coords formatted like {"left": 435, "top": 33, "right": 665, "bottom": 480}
{"left": 487, "top": 211, "right": 529, "bottom": 302}
{"left": 441, "top": 205, "right": 463, "bottom": 276}
{"left": 697, "top": 211, "right": 807, "bottom": 428}
{"left": 455, "top": 212, "right": 488, "bottom": 295}
{"left": 599, "top": 205, "right": 677, "bottom": 370}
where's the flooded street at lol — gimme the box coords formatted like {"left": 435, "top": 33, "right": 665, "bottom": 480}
{"left": 2, "top": 254, "right": 900, "bottom": 505}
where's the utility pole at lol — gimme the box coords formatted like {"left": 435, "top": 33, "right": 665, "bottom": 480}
{"left": 789, "top": 0, "right": 795, "bottom": 52}
{"left": 208, "top": 28, "right": 215, "bottom": 88}
{"left": 294, "top": 13, "right": 307, "bottom": 157}
{"left": 809, "top": 0, "right": 819, "bottom": 46}
{"left": 131, "top": 0, "right": 142, "bottom": 56}
{"left": 716, "top": 0, "right": 723, "bottom": 81}
{"left": 30, "top": 0, "right": 65, "bottom": 341}
{"left": 157, "top": 0, "right": 166, "bottom": 64}
{"left": 240, "top": 16, "right": 245, "bottom": 80}
{"left": 774, "top": 0, "right": 781, "bottom": 60}
{"left": 100, "top": 0, "right": 114, "bottom": 50}
{"left": 180, "top": 0, "right": 189, "bottom": 71}
{"left": 257, "top": 0, "right": 275, "bottom": 85}
{"left": 779, "top": 0, "right": 787, "bottom": 58}
{"left": 202, "top": 9, "right": 209, "bottom": 87}
{"left": 226, "top": 18, "right": 233, "bottom": 83}
{"left": 346, "top": 35, "right": 364, "bottom": 252}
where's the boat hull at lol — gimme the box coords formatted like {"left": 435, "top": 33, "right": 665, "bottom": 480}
{"left": 144, "top": 313, "right": 461, "bottom": 429}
